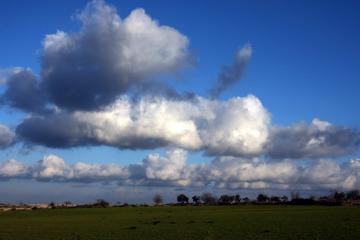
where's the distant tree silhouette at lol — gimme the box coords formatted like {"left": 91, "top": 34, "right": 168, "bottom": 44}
{"left": 192, "top": 195, "right": 200, "bottom": 204}
{"left": 218, "top": 195, "right": 232, "bottom": 205}
{"left": 49, "top": 202, "right": 56, "bottom": 209}
{"left": 319, "top": 195, "right": 329, "bottom": 201}
{"left": 234, "top": 194, "right": 241, "bottom": 204}
{"left": 242, "top": 197, "right": 250, "bottom": 203}
{"left": 153, "top": 194, "right": 163, "bottom": 205}
{"left": 257, "top": 194, "right": 269, "bottom": 203}
{"left": 346, "top": 190, "right": 360, "bottom": 200}
{"left": 309, "top": 195, "right": 316, "bottom": 201}
{"left": 291, "top": 191, "right": 300, "bottom": 200}
{"left": 333, "top": 191, "right": 346, "bottom": 202}
{"left": 281, "top": 195, "right": 288, "bottom": 203}
{"left": 177, "top": 194, "right": 189, "bottom": 204}
{"left": 94, "top": 199, "right": 110, "bottom": 208}
{"left": 201, "top": 192, "right": 217, "bottom": 205}
{"left": 270, "top": 196, "right": 280, "bottom": 204}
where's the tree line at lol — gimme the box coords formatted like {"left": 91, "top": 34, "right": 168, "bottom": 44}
{"left": 153, "top": 190, "right": 360, "bottom": 206}
{"left": 11, "top": 189, "right": 359, "bottom": 210}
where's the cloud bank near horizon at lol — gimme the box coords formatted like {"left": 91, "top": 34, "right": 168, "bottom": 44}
{"left": 0, "top": 150, "right": 359, "bottom": 191}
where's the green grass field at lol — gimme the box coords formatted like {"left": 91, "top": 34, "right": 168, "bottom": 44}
{"left": 0, "top": 205, "right": 359, "bottom": 240}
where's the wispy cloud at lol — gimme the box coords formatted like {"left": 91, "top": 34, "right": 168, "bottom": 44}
{"left": 209, "top": 44, "right": 252, "bottom": 99}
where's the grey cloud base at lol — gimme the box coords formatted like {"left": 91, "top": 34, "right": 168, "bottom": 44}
{"left": 0, "top": 69, "right": 49, "bottom": 113}
{"left": 1, "top": 150, "right": 359, "bottom": 191}
{"left": 15, "top": 95, "right": 360, "bottom": 159}
{"left": 267, "top": 119, "right": 360, "bottom": 159}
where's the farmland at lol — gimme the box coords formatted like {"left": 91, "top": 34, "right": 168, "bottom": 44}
{"left": 0, "top": 205, "right": 359, "bottom": 240}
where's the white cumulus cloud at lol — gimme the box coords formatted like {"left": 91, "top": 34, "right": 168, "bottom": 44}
{"left": 17, "top": 95, "right": 270, "bottom": 157}
{"left": 41, "top": 0, "right": 190, "bottom": 110}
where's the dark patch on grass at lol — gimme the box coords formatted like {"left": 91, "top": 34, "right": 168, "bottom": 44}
{"left": 261, "top": 230, "right": 270, "bottom": 233}
{"left": 129, "top": 226, "right": 137, "bottom": 230}
{"left": 70, "top": 233, "right": 81, "bottom": 240}
{"left": 187, "top": 220, "right": 195, "bottom": 224}
{"left": 152, "top": 220, "right": 160, "bottom": 225}
{"left": 169, "top": 221, "right": 176, "bottom": 224}
{"left": 205, "top": 220, "right": 214, "bottom": 224}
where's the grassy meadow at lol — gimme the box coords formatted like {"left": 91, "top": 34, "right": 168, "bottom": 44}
{"left": 0, "top": 205, "right": 359, "bottom": 240}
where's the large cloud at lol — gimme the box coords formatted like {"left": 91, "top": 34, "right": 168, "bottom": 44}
{"left": 267, "top": 119, "right": 360, "bottom": 159}
{"left": 41, "top": 0, "right": 190, "bottom": 110}
{"left": 1, "top": 152, "right": 359, "bottom": 191}
{"left": 15, "top": 94, "right": 359, "bottom": 159}
{"left": 209, "top": 44, "right": 252, "bottom": 99}
{"left": 0, "top": 124, "right": 15, "bottom": 149}
{"left": 16, "top": 95, "right": 270, "bottom": 157}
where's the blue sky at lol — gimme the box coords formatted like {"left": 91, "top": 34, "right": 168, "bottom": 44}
{"left": 1, "top": 0, "right": 359, "bottom": 127}
{"left": 0, "top": 0, "right": 359, "bottom": 203}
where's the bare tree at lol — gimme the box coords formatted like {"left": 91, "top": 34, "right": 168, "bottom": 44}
{"left": 270, "top": 196, "right": 280, "bottom": 204}
{"left": 281, "top": 195, "right": 288, "bottom": 203}
{"left": 291, "top": 191, "right": 300, "bottom": 200}
{"left": 94, "top": 199, "right": 110, "bottom": 208}
{"left": 63, "top": 201, "right": 72, "bottom": 207}
{"left": 333, "top": 191, "right": 346, "bottom": 202}
{"left": 218, "top": 195, "right": 232, "bottom": 205}
{"left": 346, "top": 190, "right": 360, "bottom": 200}
{"left": 201, "top": 192, "right": 217, "bottom": 205}
{"left": 153, "top": 194, "right": 163, "bottom": 205}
